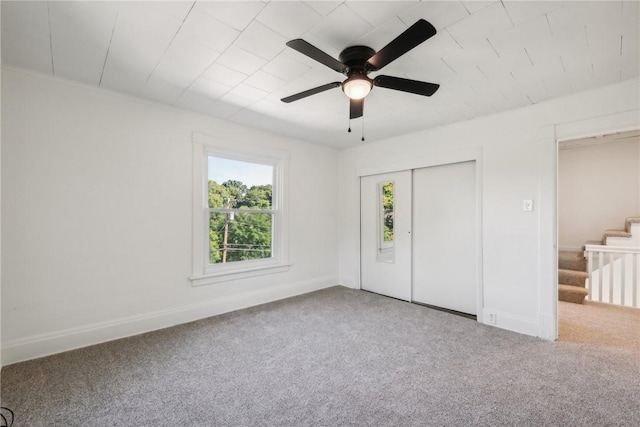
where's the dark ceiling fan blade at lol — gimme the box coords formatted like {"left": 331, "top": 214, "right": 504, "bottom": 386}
{"left": 373, "top": 75, "right": 440, "bottom": 96}
{"left": 281, "top": 82, "right": 341, "bottom": 103}
{"left": 350, "top": 98, "right": 363, "bottom": 119}
{"left": 366, "top": 19, "right": 437, "bottom": 71}
{"left": 286, "top": 39, "right": 347, "bottom": 73}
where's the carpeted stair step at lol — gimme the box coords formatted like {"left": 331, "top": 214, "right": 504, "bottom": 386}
{"left": 558, "top": 251, "right": 586, "bottom": 272}
{"left": 558, "top": 269, "right": 588, "bottom": 287}
{"left": 602, "top": 229, "right": 631, "bottom": 243}
{"left": 558, "top": 284, "right": 588, "bottom": 304}
{"left": 625, "top": 217, "right": 640, "bottom": 231}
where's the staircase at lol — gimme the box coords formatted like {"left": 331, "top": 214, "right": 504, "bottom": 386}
{"left": 559, "top": 217, "right": 640, "bottom": 305}
{"left": 558, "top": 251, "right": 589, "bottom": 304}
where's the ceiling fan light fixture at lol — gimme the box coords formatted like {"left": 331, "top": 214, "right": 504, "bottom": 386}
{"left": 342, "top": 75, "right": 372, "bottom": 100}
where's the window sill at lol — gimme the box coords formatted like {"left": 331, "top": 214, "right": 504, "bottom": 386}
{"left": 190, "top": 263, "right": 291, "bottom": 287}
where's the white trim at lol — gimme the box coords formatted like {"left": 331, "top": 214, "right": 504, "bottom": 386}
{"left": 2, "top": 277, "right": 337, "bottom": 366}
{"left": 584, "top": 245, "right": 640, "bottom": 255}
{"left": 482, "top": 308, "right": 539, "bottom": 337}
{"left": 558, "top": 129, "right": 640, "bottom": 150}
{"left": 190, "top": 264, "right": 291, "bottom": 286}
{"left": 191, "top": 132, "right": 290, "bottom": 284}
{"left": 555, "top": 110, "right": 640, "bottom": 143}
{"left": 357, "top": 148, "right": 482, "bottom": 178}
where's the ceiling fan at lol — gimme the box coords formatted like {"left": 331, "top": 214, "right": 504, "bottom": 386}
{"left": 281, "top": 19, "right": 440, "bottom": 126}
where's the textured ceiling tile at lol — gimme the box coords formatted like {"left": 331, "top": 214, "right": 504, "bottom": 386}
{"left": 174, "top": 89, "right": 222, "bottom": 115}
{"left": 416, "top": 29, "right": 463, "bottom": 58}
{"left": 622, "top": 1, "right": 639, "bottom": 38}
{"left": 489, "top": 15, "right": 554, "bottom": 65}
{"left": 228, "top": 83, "right": 270, "bottom": 103}
{"left": 262, "top": 52, "right": 311, "bottom": 81}
{"left": 541, "top": 73, "right": 573, "bottom": 98}
{"left": 195, "top": 1, "right": 265, "bottom": 31}
{"left": 244, "top": 70, "right": 289, "bottom": 93}
{"left": 303, "top": 1, "right": 342, "bottom": 17}
{"left": 345, "top": 1, "right": 417, "bottom": 27}
{"left": 547, "top": 2, "right": 619, "bottom": 37}
{"left": 202, "top": 63, "right": 248, "bottom": 87}
{"left": 354, "top": 16, "right": 409, "bottom": 53}
{"left": 621, "top": 62, "right": 640, "bottom": 81}
{"left": 234, "top": 21, "right": 288, "bottom": 61}
{"left": 151, "top": 39, "right": 220, "bottom": 88}
{"left": 142, "top": 1, "right": 193, "bottom": 21}
{"left": 397, "top": 1, "right": 469, "bottom": 30}
{"left": 1, "top": 1, "right": 53, "bottom": 75}
{"left": 461, "top": 1, "right": 498, "bottom": 15}
{"left": 440, "top": 38, "right": 499, "bottom": 73}
{"left": 187, "top": 77, "right": 233, "bottom": 99}
{"left": 216, "top": 45, "right": 268, "bottom": 75}
{"left": 621, "top": 31, "right": 639, "bottom": 63}
{"left": 502, "top": 1, "right": 567, "bottom": 26}
{"left": 511, "top": 57, "right": 564, "bottom": 83}
{"left": 310, "top": 4, "right": 375, "bottom": 50}
{"left": 101, "top": 5, "right": 184, "bottom": 93}
{"left": 219, "top": 91, "right": 255, "bottom": 109}
{"left": 446, "top": 2, "right": 513, "bottom": 43}
{"left": 256, "top": 1, "right": 321, "bottom": 39}
{"left": 48, "top": 1, "right": 118, "bottom": 85}
{"left": 140, "top": 76, "right": 186, "bottom": 105}
{"left": 179, "top": 10, "right": 240, "bottom": 53}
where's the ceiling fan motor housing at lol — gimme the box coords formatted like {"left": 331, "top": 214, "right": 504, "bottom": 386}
{"left": 339, "top": 46, "right": 376, "bottom": 75}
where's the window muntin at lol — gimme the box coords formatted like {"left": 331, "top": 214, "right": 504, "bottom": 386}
{"left": 207, "top": 156, "right": 275, "bottom": 266}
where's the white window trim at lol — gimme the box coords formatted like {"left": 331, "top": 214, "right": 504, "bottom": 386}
{"left": 190, "top": 132, "right": 290, "bottom": 286}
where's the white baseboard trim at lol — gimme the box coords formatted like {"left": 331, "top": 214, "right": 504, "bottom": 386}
{"left": 2, "top": 276, "right": 337, "bottom": 366}
{"left": 482, "top": 308, "right": 539, "bottom": 337}
{"left": 337, "top": 276, "right": 358, "bottom": 289}
{"left": 537, "top": 312, "right": 557, "bottom": 341}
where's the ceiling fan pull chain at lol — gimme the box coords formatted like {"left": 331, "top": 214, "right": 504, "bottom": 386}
{"left": 348, "top": 118, "right": 352, "bottom": 133}
{"left": 361, "top": 119, "right": 365, "bottom": 142}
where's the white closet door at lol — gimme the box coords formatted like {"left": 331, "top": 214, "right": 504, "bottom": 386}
{"left": 412, "top": 161, "right": 477, "bottom": 315}
{"left": 360, "top": 171, "right": 412, "bottom": 301}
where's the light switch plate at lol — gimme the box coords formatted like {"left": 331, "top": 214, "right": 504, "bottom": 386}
{"left": 523, "top": 199, "right": 534, "bottom": 211}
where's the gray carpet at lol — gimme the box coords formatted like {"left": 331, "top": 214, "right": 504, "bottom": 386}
{"left": 2, "top": 286, "right": 639, "bottom": 426}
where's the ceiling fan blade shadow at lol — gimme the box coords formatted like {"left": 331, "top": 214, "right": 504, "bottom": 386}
{"left": 366, "top": 19, "right": 437, "bottom": 71}
{"left": 281, "top": 82, "right": 342, "bottom": 103}
{"left": 286, "top": 39, "right": 347, "bottom": 73}
{"left": 350, "top": 98, "right": 363, "bottom": 119}
{"left": 373, "top": 75, "right": 439, "bottom": 96}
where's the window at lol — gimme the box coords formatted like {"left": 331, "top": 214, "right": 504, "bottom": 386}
{"left": 191, "top": 133, "right": 289, "bottom": 286}
{"left": 207, "top": 156, "right": 274, "bottom": 265}
{"left": 377, "top": 181, "right": 394, "bottom": 263}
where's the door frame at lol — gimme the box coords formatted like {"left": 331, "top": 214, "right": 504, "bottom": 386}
{"left": 555, "top": 111, "right": 640, "bottom": 340}
{"left": 357, "top": 148, "right": 485, "bottom": 323}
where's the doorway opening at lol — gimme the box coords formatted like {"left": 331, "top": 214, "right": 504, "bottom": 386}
{"left": 557, "top": 129, "right": 640, "bottom": 350}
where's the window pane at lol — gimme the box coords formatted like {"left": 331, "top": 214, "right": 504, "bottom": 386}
{"left": 381, "top": 181, "right": 394, "bottom": 242}
{"left": 209, "top": 212, "right": 273, "bottom": 264}
{"left": 208, "top": 157, "right": 273, "bottom": 209}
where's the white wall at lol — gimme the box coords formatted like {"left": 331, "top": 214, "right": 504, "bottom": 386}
{"left": 559, "top": 137, "right": 640, "bottom": 250}
{"left": 338, "top": 78, "right": 640, "bottom": 340}
{"left": 0, "top": 6, "right": 3, "bottom": 373}
{"left": 1, "top": 69, "right": 339, "bottom": 364}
